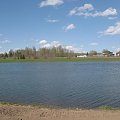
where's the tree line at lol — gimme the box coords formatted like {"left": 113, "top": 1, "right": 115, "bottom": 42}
{"left": 0, "top": 47, "right": 119, "bottom": 59}
{"left": 0, "top": 46, "right": 74, "bottom": 59}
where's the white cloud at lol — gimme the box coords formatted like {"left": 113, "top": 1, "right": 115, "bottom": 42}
{"left": 116, "top": 48, "right": 120, "bottom": 52}
{"left": 100, "top": 22, "right": 120, "bottom": 35}
{"left": 90, "top": 42, "right": 98, "bottom": 46}
{"left": 65, "top": 45, "right": 74, "bottom": 51}
{"left": 65, "top": 45, "right": 84, "bottom": 53}
{"left": 47, "top": 19, "right": 59, "bottom": 23}
{"left": 64, "top": 24, "right": 76, "bottom": 32}
{"left": 42, "top": 43, "right": 51, "bottom": 48}
{"left": 39, "top": 40, "right": 48, "bottom": 45}
{"left": 65, "top": 45, "right": 79, "bottom": 52}
{"left": 40, "top": 0, "right": 64, "bottom": 7}
{"left": 51, "top": 41, "right": 61, "bottom": 47}
{"left": 69, "top": 4, "right": 94, "bottom": 16}
{"left": 69, "top": 4, "right": 117, "bottom": 17}
{"left": 39, "top": 40, "right": 61, "bottom": 48}
{"left": 98, "top": 8, "right": 117, "bottom": 17}
{"left": 79, "top": 3, "right": 94, "bottom": 11}
{"left": 38, "top": 40, "right": 82, "bottom": 53}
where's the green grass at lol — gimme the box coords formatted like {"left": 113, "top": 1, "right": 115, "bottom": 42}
{"left": 99, "top": 106, "right": 120, "bottom": 110}
{"left": 0, "top": 101, "right": 62, "bottom": 109}
{"left": 0, "top": 57, "right": 120, "bottom": 63}
{"left": 0, "top": 101, "right": 21, "bottom": 106}
{"left": 1, "top": 102, "right": 120, "bottom": 111}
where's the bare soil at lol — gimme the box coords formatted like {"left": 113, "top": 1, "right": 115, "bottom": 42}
{"left": 0, "top": 104, "right": 120, "bottom": 120}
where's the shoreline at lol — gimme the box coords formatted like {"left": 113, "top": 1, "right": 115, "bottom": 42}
{"left": 0, "top": 103, "right": 120, "bottom": 120}
{"left": 0, "top": 57, "right": 120, "bottom": 63}
{"left": 1, "top": 101, "right": 120, "bottom": 110}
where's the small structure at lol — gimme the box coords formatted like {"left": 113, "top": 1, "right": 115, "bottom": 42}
{"left": 77, "top": 55, "right": 87, "bottom": 58}
{"left": 116, "top": 51, "right": 120, "bottom": 56}
{"left": 102, "top": 51, "right": 114, "bottom": 57}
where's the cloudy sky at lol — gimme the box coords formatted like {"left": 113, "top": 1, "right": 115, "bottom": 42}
{"left": 0, "top": 0, "right": 120, "bottom": 53}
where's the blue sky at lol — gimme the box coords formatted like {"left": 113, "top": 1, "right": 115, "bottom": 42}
{"left": 0, "top": 0, "right": 120, "bottom": 53}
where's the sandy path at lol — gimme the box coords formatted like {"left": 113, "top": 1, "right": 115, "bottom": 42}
{"left": 0, "top": 104, "right": 120, "bottom": 120}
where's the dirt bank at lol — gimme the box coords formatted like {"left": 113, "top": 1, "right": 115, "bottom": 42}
{"left": 0, "top": 104, "right": 120, "bottom": 120}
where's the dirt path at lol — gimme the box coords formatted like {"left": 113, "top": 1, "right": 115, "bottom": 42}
{"left": 0, "top": 104, "right": 120, "bottom": 120}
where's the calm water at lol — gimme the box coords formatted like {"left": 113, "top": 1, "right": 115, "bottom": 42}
{"left": 0, "top": 62, "right": 120, "bottom": 108}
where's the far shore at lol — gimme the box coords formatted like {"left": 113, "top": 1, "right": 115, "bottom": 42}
{"left": 0, "top": 103, "right": 120, "bottom": 120}
{"left": 0, "top": 57, "right": 120, "bottom": 63}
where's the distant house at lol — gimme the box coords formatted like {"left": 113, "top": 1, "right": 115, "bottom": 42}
{"left": 77, "top": 55, "right": 87, "bottom": 58}
{"left": 116, "top": 51, "right": 120, "bottom": 56}
{"left": 102, "top": 51, "right": 114, "bottom": 57}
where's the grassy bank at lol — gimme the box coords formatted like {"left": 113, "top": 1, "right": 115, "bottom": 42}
{"left": 0, "top": 102, "right": 62, "bottom": 110}
{"left": 0, "top": 102, "right": 120, "bottom": 111}
{"left": 0, "top": 57, "right": 120, "bottom": 63}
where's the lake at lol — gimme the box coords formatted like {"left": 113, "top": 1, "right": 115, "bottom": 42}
{"left": 0, "top": 62, "right": 120, "bottom": 108}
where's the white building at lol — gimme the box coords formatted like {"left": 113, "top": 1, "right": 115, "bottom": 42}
{"left": 77, "top": 55, "right": 87, "bottom": 58}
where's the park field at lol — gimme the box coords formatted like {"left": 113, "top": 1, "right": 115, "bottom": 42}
{"left": 0, "top": 57, "right": 120, "bottom": 63}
